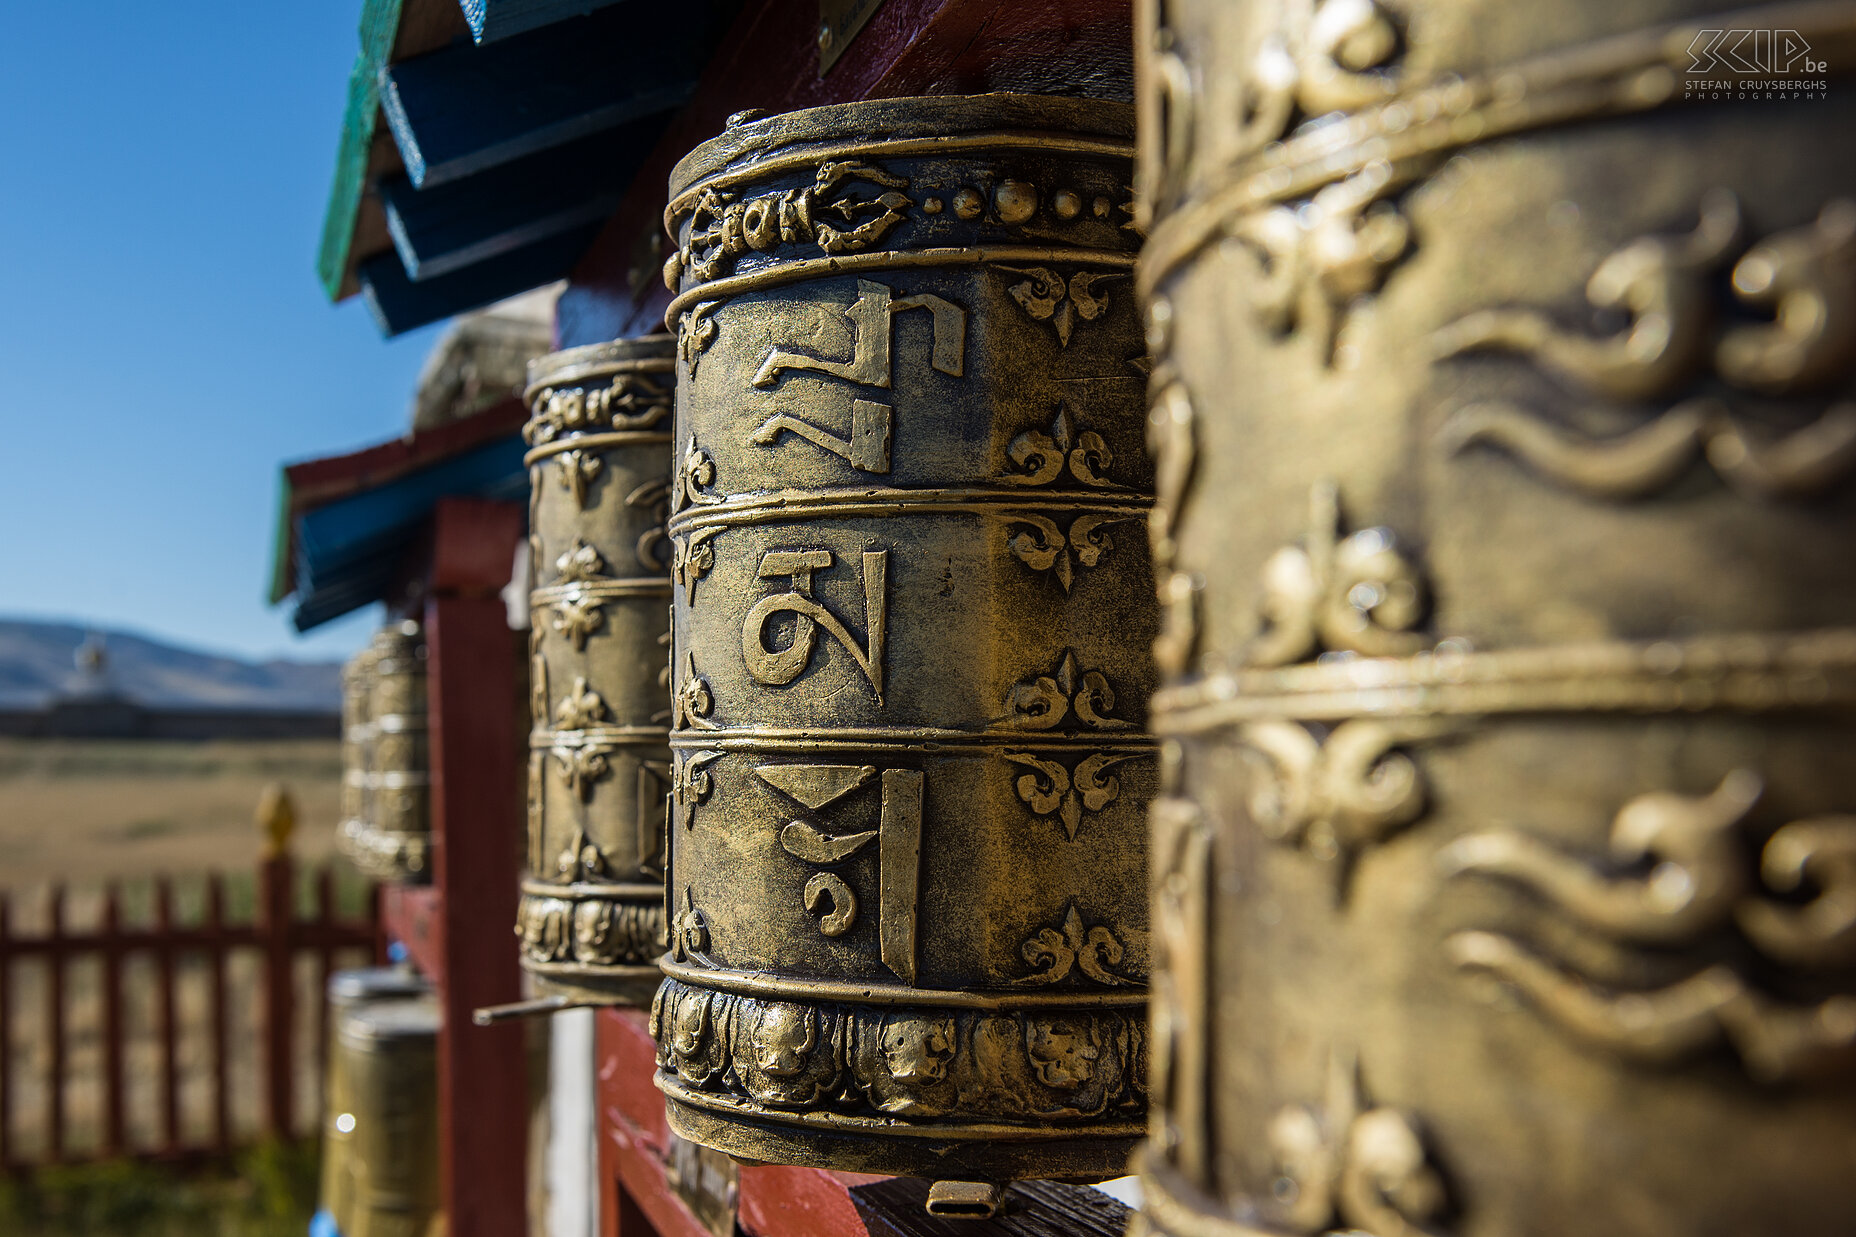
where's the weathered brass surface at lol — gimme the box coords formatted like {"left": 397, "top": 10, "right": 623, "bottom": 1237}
{"left": 338, "top": 998, "right": 442, "bottom": 1237}
{"left": 319, "top": 968, "right": 430, "bottom": 1235}
{"left": 340, "top": 622, "right": 431, "bottom": 883}
{"left": 655, "top": 94, "right": 1156, "bottom": 1183}
{"left": 1132, "top": 2, "right": 1856, "bottom": 1234}
{"left": 520, "top": 336, "right": 676, "bottom": 1005}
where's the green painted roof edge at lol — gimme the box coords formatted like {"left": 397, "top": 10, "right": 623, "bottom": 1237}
{"left": 266, "top": 465, "right": 297, "bottom": 606}
{"left": 315, "top": 0, "right": 408, "bottom": 302}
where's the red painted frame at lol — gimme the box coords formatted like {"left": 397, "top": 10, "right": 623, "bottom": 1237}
{"left": 383, "top": 496, "right": 529, "bottom": 1237}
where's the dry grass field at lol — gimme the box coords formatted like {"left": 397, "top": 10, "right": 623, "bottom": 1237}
{"left": 0, "top": 738, "right": 344, "bottom": 890}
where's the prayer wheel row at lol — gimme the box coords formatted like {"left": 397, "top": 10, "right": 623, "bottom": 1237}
{"left": 504, "top": 24, "right": 1856, "bottom": 1221}
{"left": 338, "top": 621, "right": 430, "bottom": 883}
{"left": 1130, "top": 0, "right": 1856, "bottom": 1234}
{"left": 518, "top": 95, "right": 1159, "bottom": 1189}
{"left": 519, "top": 337, "right": 678, "bottom": 1005}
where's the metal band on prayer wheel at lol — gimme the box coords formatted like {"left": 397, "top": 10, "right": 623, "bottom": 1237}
{"left": 319, "top": 968, "right": 430, "bottom": 1235}
{"left": 1132, "top": 2, "right": 1856, "bottom": 1234}
{"left": 338, "top": 998, "right": 441, "bottom": 1237}
{"left": 655, "top": 95, "right": 1156, "bottom": 1182}
{"left": 351, "top": 622, "right": 430, "bottom": 882}
{"left": 519, "top": 336, "right": 675, "bottom": 1004}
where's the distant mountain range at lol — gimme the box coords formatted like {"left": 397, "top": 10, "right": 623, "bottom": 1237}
{"left": 0, "top": 620, "right": 342, "bottom": 712}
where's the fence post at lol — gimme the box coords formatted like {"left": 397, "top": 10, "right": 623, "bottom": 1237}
{"left": 101, "top": 884, "right": 125, "bottom": 1157}
{"left": 0, "top": 891, "right": 10, "bottom": 1170}
{"left": 257, "top": 784, "right": 296, "bottom": 1141}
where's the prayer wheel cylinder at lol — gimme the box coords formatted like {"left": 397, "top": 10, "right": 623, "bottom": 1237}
{"left": 353, "top": 622, "right": 430, "bottom": 882}
{"left": 655, "top": 95, "right": 1156, "bottom": 1182}
{"left": 1131, "top": 2, "right": 1856, "bottom": 1234}
{"left": 336, "top": 643, "right": 378, "bottom": 868}
{"left": 519, "top": 336, "right": 676, "bottom": 1004}
{"left": 338, "top": 998, "right": 442, "bottom": 1237}
{"left": 319, "top": 968, "right": 430, "bottom": 1235}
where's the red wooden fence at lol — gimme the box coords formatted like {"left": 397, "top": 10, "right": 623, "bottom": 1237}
{"left": 0, "top": 840, "right": 379, "bottom": 1170}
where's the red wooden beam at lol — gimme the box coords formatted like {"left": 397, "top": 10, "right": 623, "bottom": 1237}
{"left": 426, "top": 496, "right": 528, "bottom": 1237}
{"left": 594, "top": 1009, "right": 887, "bottom": 1237}
{"left": 557, "top": 0, "right": 1133, "bottom": 345}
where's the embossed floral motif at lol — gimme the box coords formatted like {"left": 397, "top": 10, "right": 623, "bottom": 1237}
{"left": 1236, "top": 0, "right": 1404, "bottom": 158}
{"left": 556, "top": 824, "right": 609, "bottom": 881}
{"left": 1004, "top": 407, "right": 1113, "bottom": 488}
{"left": 677, "top": 301, "right": 718, "bottom": 375}
{"left": 554, "top": 538, "right": 608, "bottom": 585}
{"left": 554, "top": 449, "right": 604, "bottom": 508}
{"left": 673, "top": 651, "right": 719, "bottom": 732}
{"left": 551, "top": 743, "right": 612, "bottom": 802}
{"left": 672, "top": 439, "right": 724, "bottom": 513}
{"left": 1235, "top": 162, "right": 1414, "bottom": 362}
{"left": 673, "top": 527, "right": 721, "bottom": 603}
{"left": 553, "top": 676, "right": 608, "bottom": 731}
{"left": 1434, "top": 193, "right": 1856, "bottom": 500}
{"left": 626, "top": 480, "right": 673, "bottom": 573}
{"left": 673, "top": 749, "right": 723, "bottom": 829}
{"left": 525, "top": 371, "right": 672, "bottom": 446}
{"left": 548, "top": 594, "right": 605, "bottom": 651}
{"left": 1441, "top": 770, "right": 1856, "bottom": 1081}
{"left": 1266, "top": 1050, "right": 1450, "bottom": 1237}
{"left": 1239, "top": 718, "right": 1447, "bottom": 870}
{"left": 1006, "top": 649, "right": 1133, "bottom": 731}
{"left": 1004, "top": 750, "right": 1141, "bottom": 841}
{"left": 670, "top": 887, "right": 711, "bottom": 961}
{"left": 1006, "top": 513, "right": 1129, "bottom": 593}
{"left": 1014, "top": 903, "right": 1138, "bottom": 988}
{"left": 1000, "top": 267, "right": 1124, "bottom": 347}
{"left": 1249, "top": 481, "right": 1425, "bottom": 667}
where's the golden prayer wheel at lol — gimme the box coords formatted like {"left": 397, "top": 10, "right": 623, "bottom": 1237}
{"left": 350, "top": 622, "right": 430, "bottom": 882}
{"left": 1131, "top": 2, "right": 1856, "bottom": 1234}
{"left": 337, "top": 997, "right": 442, "bottom": 1237}
{"left": 336, "top": 643, "right": 378, "bottom": 866}
{"left": 519, "top": 336, "right": 676, "bottom": 1004}
{"left": 319, "top": 967, "right": 430, "bottom": 1235}
{"left": 654, "top": 95, "right": 1156, "bottom": 1186}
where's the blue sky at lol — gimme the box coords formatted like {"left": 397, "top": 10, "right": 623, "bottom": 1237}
{"left": 0, "top": 3, "right": 441, "bottom": 662}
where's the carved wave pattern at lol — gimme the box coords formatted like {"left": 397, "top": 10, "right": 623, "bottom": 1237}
{"left": 1442, "top": 771, "right": 1856, "bottom": 1081}
{"left": 1435, "top": 194, "right": 1856, "bottom": 501}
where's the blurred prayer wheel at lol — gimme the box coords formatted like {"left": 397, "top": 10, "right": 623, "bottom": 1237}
{"left": 1132, "top": 2, "right": 1856, "bottom": 1234}
{"left": 319, "top": 968, "right": 430, "bottom": 1235}
{"left": 351, "top": 622, "right": 430, "bottom": 882}
{"left": 336, "top": 643, "right": 378, "bottom": 867}
{"left": 338, "top": 998, "right": 442, "bottom": 1237}
{"left": 519, "top": 336, "right": 675, "bottom": 1004}
{"left": 654, "top": 95, "right": 1156, "bottom": 1183}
